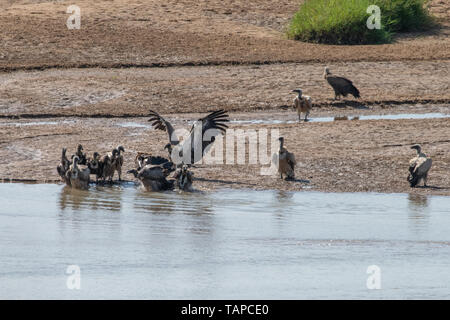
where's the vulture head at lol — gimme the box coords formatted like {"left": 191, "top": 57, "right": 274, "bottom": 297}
{"left": 164, "top": 143, "right": 172, "bottom": 152}
{"left": 278, "top": 137, "right": 284, "bottom": 150}
{"left": 93, "top": 152, "right": 100, "bottom": 160}
{"left": 324, "top": 67, "right": 331, "bottom": 78}
{"left": 292, "top": 89, "right": 303, "bottom": 97}
{"left": 77, "top": 144, "right": 83, "bottom": 152}
{"left": 117, "top": 146, "right": 125, "bottom": 153}
{"left": 411, "top": 144, "right": 422, "bottom": 154}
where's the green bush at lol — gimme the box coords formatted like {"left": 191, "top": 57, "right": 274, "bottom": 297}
{"left": 287, "top": 0, "right": 434, "bottom": 45}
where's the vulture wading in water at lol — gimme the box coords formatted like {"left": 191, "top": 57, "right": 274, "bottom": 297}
{"left": 66, "top": 156, "right": 90, "bottom": 189}
{"left": 273, "top": 137, "right": 296, "bottom": 180}
{"left": 127, "top": 164, "right": 174, "bottom": 192}
{"left": 292, "top": 89, "right": 312, "bottom": 122}
{"left": 135, "top": 153, "right": 175, "bottom": 174}
{"left": 101, "top": 148, "right": 119, "bottom": 183}
{"left": 87, "top": 152, "right": 103, "bottom": 183}
{"left": 113, "top": 146, "right": 125, "bottom": 181}
{"left": 57, "top": 148, "right": 71, "bottom": 184}
{"left": 324, "top": 67, "right": 360, "bottom": 100}
{"left": 174, "top": 165, "right": 194, "bottom": 192}
{"left": 408, "top": 144, "right": 432, "bottom": 188}
{"left": 148, "top": 109, "right": 229, "bottom": 166}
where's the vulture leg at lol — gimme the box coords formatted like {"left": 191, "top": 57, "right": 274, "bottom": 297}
{"left": 298, "top": 112, "right": 302, "bottom": 123}
{"left": 423, "top": 173, "right": 428, "bottom": 187}
{"left": 118, "top": 167, "right": 122, "bottom": 181}
{"left": 305, "top": 110, "right": 310, "bottom": 122}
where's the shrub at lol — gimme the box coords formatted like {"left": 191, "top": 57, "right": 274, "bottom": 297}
{"left": 287, "top": 0, "right": 434, "bottom": 45}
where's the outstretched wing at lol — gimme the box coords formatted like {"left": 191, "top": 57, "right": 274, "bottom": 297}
{"left": 190, "top": 109, "right": 229, "bottom": 153}
{"left": 198, "top": 109, "right": 229, "bottom": 135}
{"left": 146, "top": 155, "right": 170, "bottom": 165}
{"left": 148, "top": 110, "right": 179, "bottom": 145}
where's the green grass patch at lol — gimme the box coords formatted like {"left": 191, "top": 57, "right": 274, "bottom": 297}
{"left": 287, "top": 0, "right": 435, "bottom": 44}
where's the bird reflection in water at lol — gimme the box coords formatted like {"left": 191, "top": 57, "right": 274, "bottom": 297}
{"left": 407, "top": 193, "right": 430, "bottom": 233}
{"left": 132, "top": 190, "right": 212, "bottom": 216}
{"left": 58, "top": 185, "right": 123, "bottom": 212}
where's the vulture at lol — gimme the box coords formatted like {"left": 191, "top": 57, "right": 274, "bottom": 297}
{"left": 273, "top": 137, "right": 296, "bottom": 180}
{"left": 324, "top": 67, "right": 360, "bottom": 100}
{"left": 72, "top": 144, "right": 87, "bottom": 165}
{"left": 292, "top": 89, "right": 313, "bottom": 122}
{"left": 127, "top": 165, "right": 174, "bottom": 192}
{"left": 408, "top": 144, "right": 432, "bottom": 188}
{"left": 66, "top": 156, "right": 90, "bottom": 189}
{"left": 113, "top": 146, "right": 125, "bottom": 181}
{"left": 148, "top": 109, "right": 229, "bottom": 166}
{"left": 135, "top": 152, "right": 175, "bottom": 175}
{"left": 174, "top": 165, "right": 194, "bottom": 191}
{"left": 57, "top": 148, "right": 71, "bottom": 184}
{"left": 101, "top": 148, "right": 119, "bottom": 183}
{"left": 87, "top": 152, "right": 103, "bottom": 183}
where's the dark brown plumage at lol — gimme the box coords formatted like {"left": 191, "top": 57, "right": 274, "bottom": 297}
{"left": 324, "top": 67, "right": 360, "bottom": 100}
{"left": 57, "top": 148, "right": 71, "bottom": 184}
{"left": 148, "top": 109, "right": 229, "bottom": 165}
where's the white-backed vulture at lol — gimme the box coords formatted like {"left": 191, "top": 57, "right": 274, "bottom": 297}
{"left": 292, "top": 89, "right": 312, "bottom": 122}
{"left": 87, "top": 152, "right": 103, "bottom": 183}
{"left": 113, "top": 146, "right": 125, "bottom": 181}
{"left": 408, "top": 144, "right": 432, "bottom": 188}
{"left": 174, "top": 165, "right": 194, "bottom": 191}
{"left": 57, "top": 148, "right": 71, "bottom": 184}
{"left": 273, "top": 137, "right": 296, "bottom": 180}
{"left": 324, "top": 67, "right": 360, "bottom": 100}
{"left": 101, "top": 149, "right": 119, "bottom": 183}
{"left": 148, "top": 109, "right": 229, "bottom": 165}
{"left": 66, "top": 156, "right": 90, "bottom": 189}
{"left": 127, "top": 165, "right": 174, "bottom": 192}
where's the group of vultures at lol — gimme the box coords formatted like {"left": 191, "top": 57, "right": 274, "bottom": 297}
{"left": 56, "top": 67, "right": 433, "bottom": 191}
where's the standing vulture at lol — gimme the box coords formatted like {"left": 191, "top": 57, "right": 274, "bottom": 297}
{"left": 408, "top": 144, "right": 432, "bottom": 188}
{"left": 87, "top": 152, "right": 103, "bottom": 183}
{"left": 57, "top": 148, "right": 71, "bottom": 184}
{"left": 292, "top": 89, "right": 312, "bottom": 122}
{"left": 66, "top": 156, "right": 90, "bottom": 190}
{"left": 148, "top": 109, "right": 229, "bottom": 165}
{"left": 101, "top": 148, "right": 119, "bottom": 183}
{"left": 273, "top": 137, "right": 296, "bottom": 180}
{"left": 113, "top": 146, "right": 125, "bottom": 181}
{"left": 174, "top": 165, "right": 194, "bottom": 191}
{"left": 324, "top": 67, "right": 360, "bottom": 100}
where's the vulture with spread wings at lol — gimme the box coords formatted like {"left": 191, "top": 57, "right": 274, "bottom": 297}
{"left": 148, "top": 109, "right": 229, "bottom": 165}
